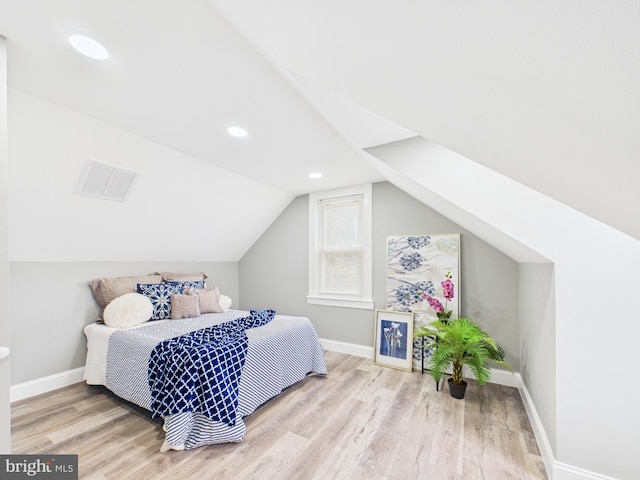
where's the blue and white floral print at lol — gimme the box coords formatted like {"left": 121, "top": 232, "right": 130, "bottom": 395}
{"left": 386, "top": 234, "right": 460, "bottom": 368}
{"left": 393, "top": 280, "right": 435, "bottom": 308}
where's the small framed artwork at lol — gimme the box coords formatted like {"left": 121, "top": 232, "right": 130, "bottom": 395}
{"left": 373, "top": 309, "right": 414, "bottom": 372}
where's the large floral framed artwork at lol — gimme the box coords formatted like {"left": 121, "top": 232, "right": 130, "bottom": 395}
{"left": 386, "top": 234, "right": 460, "bottom": 370}
{"left": 373, "top": 309, "right": 414, "bottom": 372}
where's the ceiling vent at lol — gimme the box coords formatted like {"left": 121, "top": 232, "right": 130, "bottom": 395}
{"left": 76, "top": 160, "right": 138, "bottom": 202}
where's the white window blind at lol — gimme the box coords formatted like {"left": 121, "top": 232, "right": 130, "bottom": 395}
{"left": 318, "top": 195, "right": 364, "bottom": 296}
{"left": 308, "top": 184, "right": 373, "bottom": 310}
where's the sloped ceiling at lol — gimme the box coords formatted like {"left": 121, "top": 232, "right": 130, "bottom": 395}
{"left": 0, "top": 0, "right": 385, "bottom": 195}
{"left": 1, "top": 0, "right": 638, "bottom": 262}
{"left": 212, "top": 0, "right": 640, "bottom": 242}
{"left": 0, "top": 0, "right": 385, "bottom": 261}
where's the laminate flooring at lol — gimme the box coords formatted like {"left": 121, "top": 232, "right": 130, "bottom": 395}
{"left": 11, "top": 350, "right": 548, "bottom": 479}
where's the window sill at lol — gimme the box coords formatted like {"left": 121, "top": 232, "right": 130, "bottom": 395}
{"left": 306, "top": 296, "right": 374, "bottom": 310}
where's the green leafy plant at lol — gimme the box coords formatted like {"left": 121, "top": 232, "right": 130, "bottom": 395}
{"left": 416, "top": 317, "right": 512, "bottom": 386}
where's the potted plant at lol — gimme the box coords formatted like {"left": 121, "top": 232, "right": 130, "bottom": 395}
{"left": 415, "top": 317, "right": 512, "bottom": 399}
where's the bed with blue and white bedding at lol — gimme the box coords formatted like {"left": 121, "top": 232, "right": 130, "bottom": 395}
{"left": 83, "top": 310, "right": 327, "bottom": 451}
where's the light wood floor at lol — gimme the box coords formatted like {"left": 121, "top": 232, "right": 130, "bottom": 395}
{"left": 11, "top": 351, "right": 547, "bottom": 479}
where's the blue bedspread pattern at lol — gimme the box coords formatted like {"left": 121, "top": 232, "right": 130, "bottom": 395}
{"left": 148, "top": 309, "right": 275, "bottom": 426}
{"left": 105, "top": 310, "right": 327, "bottom": 450}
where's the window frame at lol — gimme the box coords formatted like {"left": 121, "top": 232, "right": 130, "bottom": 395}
{"left": 307, "top": 183, "right": 374, "bottom": 310}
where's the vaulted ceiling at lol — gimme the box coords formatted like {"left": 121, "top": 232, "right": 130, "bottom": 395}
{"left": 0, "top": 0, "right": 385, "bottom": 195}
{"left": 212, "top": 0, "right": 640, "bottom": 240}
{"left": 1, "top": 0, "right": 638, "bottom": 261}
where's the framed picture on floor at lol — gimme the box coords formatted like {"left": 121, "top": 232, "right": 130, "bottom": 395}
{"left": 373, "top": 309, "right": 414, "bottom": 372}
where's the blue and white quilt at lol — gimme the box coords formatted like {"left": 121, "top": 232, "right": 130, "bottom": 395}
{"left": 148, "top": 309, "right": 275, "bottom": 426}
{"left": 105, "top": 310, "right": 327, "bottom": 451}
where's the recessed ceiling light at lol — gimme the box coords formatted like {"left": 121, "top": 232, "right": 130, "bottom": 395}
{"left": 227, "top": 126, "right": 248, "bottom": 137}
{"left": 69, "top": 35, "right": 109, "bottom": 60}
{"left": 309, "top": 172, "right": 323, "bottom": 179}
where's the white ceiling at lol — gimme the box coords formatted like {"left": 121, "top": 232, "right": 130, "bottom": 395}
{"left": 0, "top": 0, "right": 386, "bottom": 196}
{"left": 211, "top": 0, "right": 640, "bottom": 241}
{"left": 1, "top": 0, "right": 639, "bottom": 259}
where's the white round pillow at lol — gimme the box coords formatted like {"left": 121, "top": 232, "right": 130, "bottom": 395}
{"left": 219, "top": 294, "right": 232, "bottom": 312}
{"left": 103, "top": 293, "right": 153, "bottom": 329}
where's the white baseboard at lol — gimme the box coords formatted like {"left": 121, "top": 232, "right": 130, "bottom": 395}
{"left": 518, "top": 377, "right": 555, "bottom": 480}
{"left": 320, "top": 338, "right": 519, "bottom": 388}
{"left": 320, "top": 338, "right": 373, "bottom": 358}
{"left": 517, "top": 379, "right": 620, "bottom": 480}
{"left": 10, "top": 367, "right": 85, "bottom": 403}
{"left": 462, "top": 364, "right": 519, "bottom": 388}
{"left": 553, "top": 463, "right": 620, "bottom": 480}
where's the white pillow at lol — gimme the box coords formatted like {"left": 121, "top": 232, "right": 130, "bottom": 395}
{"left": 219, "top": 294, "right": 232, "bottom": 312}
{"left": 103, "top": 293, "right": 154, "bottom": 329}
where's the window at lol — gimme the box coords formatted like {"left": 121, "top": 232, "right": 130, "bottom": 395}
{"left": 308, "top": 184, "right": 373, "bottom": 309}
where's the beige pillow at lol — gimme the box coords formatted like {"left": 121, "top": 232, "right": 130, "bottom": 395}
{"left": 170, "top": 294, "right": 201, "bottom": 319}
{"left": 156, "top": 272, "right": 208, "bottom": 282}
{"left": 186, "top": 286, "right": 222, "bottom": 314}
{"left": 90, "top": 274, "right": 163, "bottom": 319}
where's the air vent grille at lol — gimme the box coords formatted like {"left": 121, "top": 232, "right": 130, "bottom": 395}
{"left": 76, "top": 160, "right": 138, "bottom": 202}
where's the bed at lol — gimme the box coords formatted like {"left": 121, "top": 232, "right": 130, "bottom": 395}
{"left": 84, "top": 309, "right": 327, "bottom": 451}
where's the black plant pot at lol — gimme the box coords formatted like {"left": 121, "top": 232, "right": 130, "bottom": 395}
{"left": 448, "top": 378, "right": 468, "bottom": 399}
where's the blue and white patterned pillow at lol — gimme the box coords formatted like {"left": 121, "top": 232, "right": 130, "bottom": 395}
{"left": 164, "top": 281, "right": 205, "bottom": 292}
{"left": 136, "top": 281, "right": 205, "bottom": 320}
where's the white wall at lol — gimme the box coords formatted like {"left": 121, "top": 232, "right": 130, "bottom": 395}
{"left": 240, "top": 182, "right": 521, "bottom": 370}
{"left": 6, "top": 89, "right": 288, "bottom": 385}
{"left": 0, "top": 35, "right": 11, "bottom": 453}
{"left": 7, "top": 89, "right": 292, "bottom": 262}
{"left": 519, "top": 263, "right": 556, "bottom": 458}
{"left": 365, "top": 137, "right": 640, "bottom": 480}
{"left": 9, "top": 261, "right": 238, "bottom": 385}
